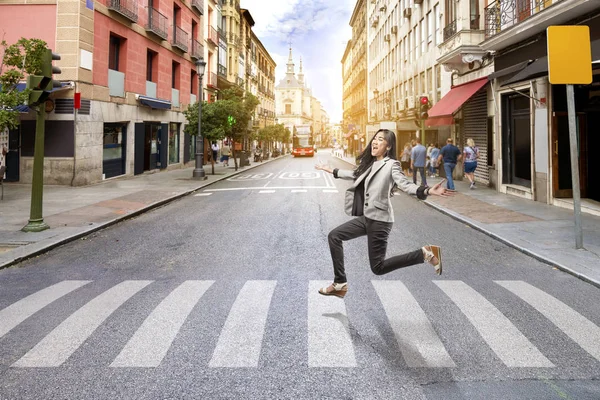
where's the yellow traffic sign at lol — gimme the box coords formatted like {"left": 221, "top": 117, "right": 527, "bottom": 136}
{"left": 547, "top": 26, "right": 592, "bottom": 85}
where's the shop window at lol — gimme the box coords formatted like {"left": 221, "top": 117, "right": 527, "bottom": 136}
{"left": 169, "top": 123, "right": 180, "bottom": 164}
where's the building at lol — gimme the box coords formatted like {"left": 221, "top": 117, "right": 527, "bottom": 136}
{"left": 252, "top": 32, "right": 276, "bottom": 129}
{"left": 1, "top": 0, "right": 208, "bottom": 185}
{"left": 275, "top": 48, "right": 312, "bottom": 134}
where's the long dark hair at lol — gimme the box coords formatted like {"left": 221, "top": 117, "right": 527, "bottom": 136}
{"left": 353, "top": 129, "right": 397, "bottom": 179}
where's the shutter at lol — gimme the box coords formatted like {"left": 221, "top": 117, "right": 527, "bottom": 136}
{"left": 134, "top": 123, "right": 145, "bottom": 175}
{"left": 462, "top": 89, "right": 489, "bottom": 184}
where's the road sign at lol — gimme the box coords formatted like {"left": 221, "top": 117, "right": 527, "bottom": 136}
{"left": 547, "top": 26, "right": 592, "bottom": 85}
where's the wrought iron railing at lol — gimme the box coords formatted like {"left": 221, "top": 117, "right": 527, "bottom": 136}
{"left": 443, "top": 19, "right": 457, "bottom": 41}
{"left": 191, "top": 0, "right": 203, "bottom": 14}
{"left": 217, "top": 64, "right": 227, "bottom": 77}
{"left": 146, "top": 8, "right": 168, "bottom": 40}
{"left": 207, "top": 26, "right": 219, "bottom": 45}
{"left": 172, "top": 26, "right": 188, "bottom": 52}
{"left": 218, "top": 27, "right": 226, "bottom": 39}
{"left": 484, "top": 0, "right": 556, "bottom": 38}
{"left": 470, "top": 13, "right": 480, "bottom": 30}
{"left": 207, "top": 72, "right": 217, "bottom": 88}
{"left": 236, "top": 77, "right": 244, "bottom": 86}
{"left": 107, "top": 0, "right": 138, "bottom": 22}
{"left": 191, "top": 39, "right": 204, "bottom": 60}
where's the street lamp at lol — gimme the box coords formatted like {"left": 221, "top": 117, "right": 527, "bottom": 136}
{"left": 193, "top": 58, "right": 207, "bottom": 180}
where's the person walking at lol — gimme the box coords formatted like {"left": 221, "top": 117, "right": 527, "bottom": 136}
{"left": 463, "top": 138, "right": 479, "bottom": 189}
{"left": 211, "top": 141, "right": 220, "bottom": 164}
{"left": 400, "top": 143, "right": 412, "bottom": 176}
{"left": 437, "top": 138, "right": 462, "bottom": 190}
{"left": 429, "top": 143, "right": 440, "bottom": 177}
{"left": 314, "top": 129, "right": 454, "bottom": 298}
{"left": 221, "top": 140, "right": 231, "bottom": 167}
{"left": 411, "top": 138, "right": 427, "bottom": 187}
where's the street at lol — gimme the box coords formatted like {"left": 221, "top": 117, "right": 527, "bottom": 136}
{"left": 0, "top": 152, "right": 599, "bottom": 399}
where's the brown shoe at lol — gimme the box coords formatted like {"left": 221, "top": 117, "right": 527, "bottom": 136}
{"left": 423, "top": 245, "right": 442, "bottom": 275}
{"left": 318, "top": 282, "right": 348, "bottom": 298}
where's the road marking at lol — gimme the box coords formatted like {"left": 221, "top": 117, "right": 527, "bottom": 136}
{"left": 111, "top": 281, "right": 214, "bottom": 368}
{"left": 194, "top": 193, "right": 213, "bottom": 197}
{"left": 291, "top": 189, "right": 307, "bottom": 193}
{"left": 497, "top": 281, "right": 600, "bottom": 362}
{"left": 322, "top": 190, "right": 339, "bottom": 193}
{"left": 13, "top": 280, "right": 153, "bottom": 368}
{"left": 204, "top": 186, "right": 333, "bottom": 191}
{"left": 0, "top": 281, "right": 91, "bottom": 339}
{"left": 372, "top": 280, "right": 455, "bottom": 367}
{"left": 435, "top": 281, "right": 554, "bottom": 368}
{"left": 209, "top": 281, "right": 277, "bottom": 368}
{"left": 258, "top": 190, "right": 276, "bottom": 194}
{"left": 307, "top": 281, "right": 357, "bottom": 368}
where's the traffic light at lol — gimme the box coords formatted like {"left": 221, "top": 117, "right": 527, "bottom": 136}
{"left": 26, "top": 48, "right": 61, "bottom": 107}
{"left": 419, "top": 96, "right": 430, "bottom": 120}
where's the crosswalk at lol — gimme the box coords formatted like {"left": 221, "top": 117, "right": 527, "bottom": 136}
{"left": 1, "top": 279, "right": 599, "bottom": 369}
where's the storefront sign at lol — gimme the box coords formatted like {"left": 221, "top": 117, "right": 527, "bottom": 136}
{"left": 547, "top": 26, "right": 592, "bottom": 85}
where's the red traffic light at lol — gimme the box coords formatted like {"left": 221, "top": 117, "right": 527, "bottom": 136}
{"left": 420, "top": 96, "right": 429, "bottom": 105}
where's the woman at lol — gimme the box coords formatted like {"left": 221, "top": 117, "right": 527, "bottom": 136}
{"left": 463, "top": 138, "right": 479, "bottom": 189}
{"left": 315, "top": 129, "right": 454, "bottom": 298}
{"left": 400, "top": 143, "right": 412, "bottom": 176}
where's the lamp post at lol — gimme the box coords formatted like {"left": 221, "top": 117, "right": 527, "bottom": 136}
{"left": 193, "top": 58, "right": 207, "bottom": 180}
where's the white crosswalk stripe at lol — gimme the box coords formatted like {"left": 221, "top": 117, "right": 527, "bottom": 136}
{"left": 209, "top": 281, "right": 277, "bottom": 368}
{"left": 435, "top": 281, "right": 554, "bottom": 367}
{"left": 307, "top": 281, "right": 357, "bottom": 367}
{"left": 13, "top": 280, "right": 153, "bottom": 368}
{"left": 111, "top": 281, "right": 214, "bottom": 368}
{"left": 372, "top": 280, "right": 455, "bottom": 367}
{"left": 496, "top": 280, "right": 600, "bottom": 362}
{"left": 0, "top": 280, "right": 91, "bottom": 339}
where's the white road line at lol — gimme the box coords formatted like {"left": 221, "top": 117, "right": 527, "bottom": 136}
{"left": 322, "top": 190, "right": 339, "bottom": 193}
{"left": 0, "top": 281, "right": 92, "bottom": 339}
{"left": 209, "top": 281, "right": 277, "bottom": 368}
{"left": 258, "top": 190, "right": 276, "bottom": 194}
{"left": 307, "top": 281, "right": 357, "bottom": 368}
{"left": 204, "top": 186, "right": 333, "bottom": 192}
{"left": 291, "top": 190, "right": 307, "bottom": 193}
{"left": 497, "top": 281, "right": 600, "bottom": 362}
{"left": 111, "top": 281, "right": 214, "bottom": 368}
{"left": 194, "top": 193, "right": 213, "bottom": 197}
{"left": 372, "top": 280, "right": 455, "bottom": 368}
{"left": 435, "top": 281, "right": 554, "bottom": 368}
{"left": 13, "top": 280, "right": 153, "bottom": 368}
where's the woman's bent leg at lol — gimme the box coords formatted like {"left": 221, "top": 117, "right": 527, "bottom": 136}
{"left": 366, "top": 218, "right": 424, "bottom": 275}
{"left": 328, "top": 217, "right": 367, "bottom": 283}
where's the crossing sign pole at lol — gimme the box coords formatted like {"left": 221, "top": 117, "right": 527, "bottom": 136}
{"left": 547, "top": 26, "right": 592, "bottom": 249}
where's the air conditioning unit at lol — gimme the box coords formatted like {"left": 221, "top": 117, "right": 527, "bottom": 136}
{"left": 403, "top": 8, "right": 412, "bottom": 18}
{"left": 397, "top": 99, "right": 405, "bottom": 111}
{"left": 384, "top": 34, "right": 391, "bottom": 42}
{"left": 370, "top": 0, "right": 376, "bottom": 3}
{"left": 407, "top": 96, "right": 415, "bottom": 109}
{"left": 415, "top": 0, "right": 424, "bottom": 4}
{"left": 380, "top": 5, "right": 387, "bottom": 12}
{"left": 391, "top": 25, "right": 398, "bottom": 34}
{"left": 371, "top": 15, "right": 380, "bottom": 27}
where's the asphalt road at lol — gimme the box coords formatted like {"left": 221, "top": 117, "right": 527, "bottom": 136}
{"left": 0, "top": 152, "right": 599, "bottom": 399}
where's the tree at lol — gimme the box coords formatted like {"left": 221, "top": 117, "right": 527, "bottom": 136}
{"left": 257, "top": 124, "right": 290, "bottom": 153}
{"left": 0, "top": 38, "right": 48, "bottom": 132}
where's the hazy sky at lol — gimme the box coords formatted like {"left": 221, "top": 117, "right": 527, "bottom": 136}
{"left": 239, "top": 0, "right": 354, "bottom": 123}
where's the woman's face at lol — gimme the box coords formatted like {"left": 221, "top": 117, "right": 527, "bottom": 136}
{"left": 371, "top": 132, "right": 389, "bottom": 159}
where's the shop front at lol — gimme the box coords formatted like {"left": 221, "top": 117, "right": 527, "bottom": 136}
{"left": 103, "top": 123, "right": 127, "bottom": 179}
{"left": 134, "top": 122, "right": 168, "bottom": 175}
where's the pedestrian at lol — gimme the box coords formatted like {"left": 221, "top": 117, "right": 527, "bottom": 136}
{"left": 463, "top": 138, "right": 479, "bottom": 189}
{"left": 411, "top": 137, "right": 427, "bottom": 187}
{"left": 429, "top": 143, "right": 440, "bottom": 177}
{"left": 221, "top": 140, "right": 231, "bottom": 167}
{"left": 314, "top": 129, "right": 454, "bottom": 298}
{"left": 437, "top": 138, "right": 462, "bottom": 190}
{"left": 211, "top": 141, "right": 219, "bottom": 164}
{"left": 400, "top": 143, "right": 411, "bottom": 176}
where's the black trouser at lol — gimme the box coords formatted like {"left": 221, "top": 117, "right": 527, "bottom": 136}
{"left": 328, "top": 216, "right": 424, "bottom": 283}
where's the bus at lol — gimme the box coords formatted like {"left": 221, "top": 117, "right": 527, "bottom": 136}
{"left": 292, "top": 124, "right": 314, "bottom": 157}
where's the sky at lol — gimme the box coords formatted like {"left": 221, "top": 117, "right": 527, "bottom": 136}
{"left": 239, "top": 0, "right": 355, "bottom": 123}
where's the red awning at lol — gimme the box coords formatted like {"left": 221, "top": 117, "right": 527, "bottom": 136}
{"left": 425, "top": 78, "right": 489, "bottom": 127}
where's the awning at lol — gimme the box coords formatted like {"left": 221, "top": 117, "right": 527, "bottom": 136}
{"left": 10, "top": 82, "right": 70, "bottom": 112}
{"left": 425, "top": 77, "right": 489, "bottom": 127}
{"left": 137, "top": 95, "right": 171, "bottom": 109}
{"left": 502, "top": 57, "right": 548, "bottom": 86}
{"left": 488, "top": 60, "right": 533, "bottom": 80}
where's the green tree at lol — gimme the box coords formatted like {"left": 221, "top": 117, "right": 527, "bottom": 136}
{"left": 0, "top": 38, "right": 47, "bottom": 132}
{"left": 219, "top": 87, "right": 259, "bottom": 169}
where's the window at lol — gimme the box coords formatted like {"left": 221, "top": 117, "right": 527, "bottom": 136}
{"left": 427, "top": 12, "right": 433, "bottom": 43}
{"left": 285, "top": 103, "right": 291, "bottom": 114}
{"left": 421, "top": 19, "right": 427, "bottom": 53}
{"left": 191, "top": 70, "right": 197, "bottom": 95}
{"left": 109, "top": 35, "right": 121, "bottom": 71}
{"left": 420, "top": 72, "right": 425, "bottom": 94}
{"left": 146, "top": 50, "right": 156, "bottom": 82}
{"left": 434, "top": 4, "right": 440, "bottom": 45}
{"left": 172, "top": 61, "right": 180, "bottom": 89}
{"left": 169, "top": 123, "right": 180, "bottom": 164}
{"left": 445, "top": 0, "right": 456, "bottom": 26}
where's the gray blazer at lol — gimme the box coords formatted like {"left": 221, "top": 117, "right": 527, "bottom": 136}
{"left": 335, "top": 157, "right": 425, "bottom": 223}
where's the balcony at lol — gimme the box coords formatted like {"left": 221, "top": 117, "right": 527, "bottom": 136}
{"left": 217, "top": 64, "right": 227, "bottom": 77}
{"left": 207, "top": 72, "right": 218, "bottom": 88}
{"left": 443, "top": 20, "right": 457, "bottom": 41}
{"left": 236, "top": 76, "right": 244, "bottom": 86}
{"left": 145, "top": 8, "right": 168, "bottom": 40}
{"left": 191, "top": 39, "right": 204, "bottom": 60}
{"left": 107, "top": 0, "right": 138, "bottom": 22}
{"left": 218, "top": 27, "right": 226, "bottom": 40}
{"left": 482, "top": 0, "right": 598, "bottom": 51}
{"left": 207, "top": 26, "right": 219, "bottom": 46}
{"left": 172, "top": 26, "right": 188, "bottom": 52}
{"left": 191, "top": 0, "right": 203, "bottom": 15}
{"left": 437, "top": 14, "right": 487, "bottom": 70}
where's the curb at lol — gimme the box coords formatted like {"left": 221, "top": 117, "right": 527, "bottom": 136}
{"left": 334, "top": 154, "right": 600, "bottom": 289}
{"left": 0, "top": 156, "right": 284, "bottom": 270}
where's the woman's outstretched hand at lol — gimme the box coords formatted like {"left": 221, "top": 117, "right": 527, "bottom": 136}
{"left": 315, "top": 163, "right": 333, "bottom": 174}
{"left": 429, "top": 179, "right": 455, "bottom": 197}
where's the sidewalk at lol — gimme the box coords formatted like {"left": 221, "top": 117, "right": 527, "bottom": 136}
{"left": 333, "top": 152, "right": 600, "bottom": 288}
{"left": 0, "top": 155, "right": 280, "bottom": 269}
